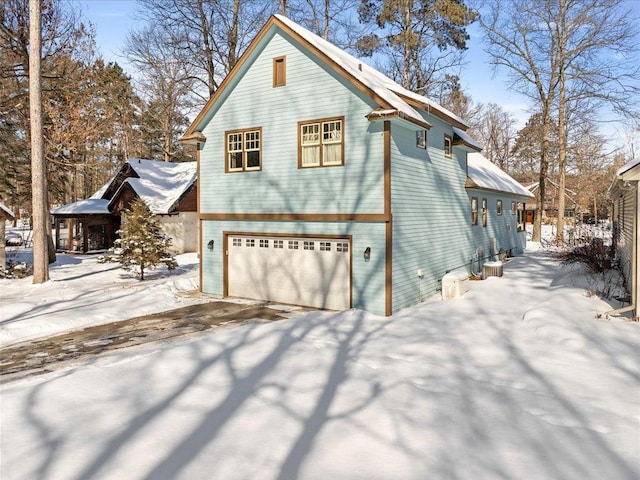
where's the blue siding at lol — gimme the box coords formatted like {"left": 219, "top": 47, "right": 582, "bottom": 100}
{"left": 201, "top": 219, "right": 388, "bottom": 315}
{"left": 199, "top": 31, "right": 385, "bottom": 216}
{"left": 390, "top": 119, "right": 471, "bottom": 312}
{"left": 466, "top": 190, "right": 527, "bottom": 263}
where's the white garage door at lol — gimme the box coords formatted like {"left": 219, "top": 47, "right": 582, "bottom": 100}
{"left": 227, "top": 235, "right": 351, "bottom": 310}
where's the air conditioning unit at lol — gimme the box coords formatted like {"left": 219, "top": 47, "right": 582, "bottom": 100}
{"left": 442, "top": 271, "right": 470, "bottom": 299}
{"left": 483, "top": 261, "right": 503, "bottom": 279}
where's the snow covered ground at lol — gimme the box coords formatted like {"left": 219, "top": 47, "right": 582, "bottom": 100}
{"left": 1, "top": 233, "right": 639, "bottom": 480}
{"left": 1, "top": 246, "right": 211, "bottom": 347}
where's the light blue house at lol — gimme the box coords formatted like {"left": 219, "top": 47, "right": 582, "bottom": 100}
{"left": 181, "top": 15, "right": 533, "bottom": 316}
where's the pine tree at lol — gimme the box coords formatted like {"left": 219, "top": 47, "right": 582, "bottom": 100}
{"left": 112, "top": 198, "right": 177, "bottom": 280}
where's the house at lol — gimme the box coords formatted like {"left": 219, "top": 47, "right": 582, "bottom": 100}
{"left": 608, "top": 158, "right": 639, "bottom": 319}
{"left": 1, "top": 201, "right": 16, "bottom": 268}
{"left": 525, "top": 178, "right": 580, "bottom": 225}
{"left": 51, "top": 159, "right": 197, "bottom": 254}
{"left": 180, "top": 15, "right": 533, "bottom": 316}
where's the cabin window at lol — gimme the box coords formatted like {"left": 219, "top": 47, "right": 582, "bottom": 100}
{"left": 416, "top": 130, "right": 427, "bottom": 149}
{"left": 299, "top": 117, "right": 344, "bottom": 168}
{"left": 497, "top": 199, "right": 503, "bottom": 216}
{"left": 482, "top": 198, "right": 488, "bottom": 227}
{"left": 444, "top": 134, "right": 452, "bottom": 158}
{"left": 471, "top": 197, "right": 478, "bottom": 225}
{"left": 225, "top": 127, "right": 261, "bottom": 172}
{"left": 511, "top": 201, "right": 516, "bottom": 215}
{"left": 273, "top": 56, "right": 286, "bottom": 87}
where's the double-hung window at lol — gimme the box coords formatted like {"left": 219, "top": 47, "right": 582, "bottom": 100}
{"left": 444, "top": 134, "right": 452, "bottom": 158}
{"left": 299, "top": 117, "right": 344, "bottom": 167}
{"left": 226, "top": 127, "right": 262, "bottom": 172}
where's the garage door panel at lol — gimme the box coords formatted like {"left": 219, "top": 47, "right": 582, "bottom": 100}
{"left": 227, "top": 235, "right": 350, "bottom": 310}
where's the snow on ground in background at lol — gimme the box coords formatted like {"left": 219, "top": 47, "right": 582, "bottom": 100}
{"left": 1, "top": 247, "right": 212, "bottom": 347}
{"left": 1, "top": 245, "right": 639, "bottom": 479}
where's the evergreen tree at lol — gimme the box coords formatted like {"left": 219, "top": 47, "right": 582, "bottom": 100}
{"left": 112, "top": 198, "right": 177, "bottom": 280}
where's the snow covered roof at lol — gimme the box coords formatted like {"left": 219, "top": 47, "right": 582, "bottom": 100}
{"left": 453, "top": 127, "right": 482, "bottom": 151}
{"left": 0, "top": 201, "right": 15, "bottom": 220}
{"left": 117, "top": 159, "right": 198, "bottom": 214}
{"left": 51, "top": 198, "right": 110, "bottom": 215}
{"left": 52, "top": 159, "right": 197, "bottom": 216}
{"left": 184, "top": 15, "right": 476, "bottom": 140}
{"left": 616, "top": 157, "right": 640, "bottom": 176}
{"left": 467, "top": 152, "right": 533, "bottom": 198}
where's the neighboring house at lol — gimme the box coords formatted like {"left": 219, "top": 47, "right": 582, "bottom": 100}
{"left": 525, "top": 178, "right": 580, "bottom": 225}
{"left": 608, "top": 158, "right": 639, "bottom": 319}
{"left": 180, "top": 15, "right": 533, "bottom": 316}
{"left": 1, "top": 202, "right": 16, "bottom": 268}
{"left": 51, "top": 159, "right": 198, "bottom": 254}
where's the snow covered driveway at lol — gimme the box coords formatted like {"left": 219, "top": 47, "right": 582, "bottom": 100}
{"left": 1, "top": 251, "right": 639, "bottom": 480}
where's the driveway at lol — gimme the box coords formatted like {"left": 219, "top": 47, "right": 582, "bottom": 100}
{"left": 0, "top": 301, "right": 310, "bottom": 381}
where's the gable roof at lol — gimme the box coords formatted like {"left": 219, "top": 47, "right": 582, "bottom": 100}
{"left": 466, "top": 152, "right": 533, "bottom": 198}
{"left": 183, "top": 15, "right": 476, "bottom": 141}
{"left": 52, "top": 159, "right": 197, "bottom": 216}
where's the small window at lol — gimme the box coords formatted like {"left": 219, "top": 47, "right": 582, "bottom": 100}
{"left": 471, "top": 197, "right": 478, "bottom": 225}
{"left": 232, "top": 238, "right": 242, "bottom": 247}
{"left": 497, "top": 200, "right": 503, "bottom": 216}
{"left": 226, "top": 128, "right": 261, "bottom": 172}
{"left": 246, "top": 238, "right": 255, "bottom": 247}
{"left": 320, "top": 241, "right": 331, "bottom": 251}
{"left": 274, "top": 239, "right": 284, "bottom": 249}
{"left": 259, "top": 239, "right": 269, "bottom": 248}
{"left": 299, "top": 117, "right": 344, "bottom": 168}
{"left": 416, "top": 130, "right": 427, "bottom": 149}
{"left": 288, "top": 240, "right": 299, "bottom": 250}
{"left": 273, "top": 56, "right": 286, "bottom": 87}
{"left": 482, "top": 198, "right": 488, "bottom": 227}
{"left": 337, "top": 242, "right": 349, "bottom": 253}
{"left": 444, "top": 134, "right": 452, "bottom": 158}
{"left": 511, "top": 201, "right": 516, "bottom": 215}
{"left": 303, "top": 241, "right": 315, "bottom": 250}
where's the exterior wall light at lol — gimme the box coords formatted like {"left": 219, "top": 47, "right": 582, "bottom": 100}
{"left": 364, "top": 246, "right": 371, "bottom": 262}
{"left": 207, "top": 240, "right": 214, "bottom": 251}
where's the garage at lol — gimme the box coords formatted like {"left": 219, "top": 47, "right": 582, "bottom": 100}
{"left": 226, "top": 234, "right": 351, "bottom": 310}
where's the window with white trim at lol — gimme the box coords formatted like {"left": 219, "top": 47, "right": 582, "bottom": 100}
{"left": 444, "top": 134, "right": 452, "bottom": 158}
{"left": 299, "top": 117, "right": 344, "bottom": 167}
{"left": 226, "top": 128, "right": 261, "bottom": 172}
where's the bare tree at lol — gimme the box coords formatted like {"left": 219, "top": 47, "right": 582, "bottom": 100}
{"left": 125, "top": 27, "right": 197, "bottom": 162}
{"left": 468, "top": 103, "right": 516, "bottom": 170}
{"left": 137, "top": 0, "right": 275, "bottom": 99}
{"left": 481, "top": 0, "right": 639, "bottom": 244}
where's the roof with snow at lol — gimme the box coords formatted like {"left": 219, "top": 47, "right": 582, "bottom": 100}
{"left": 616, "top": 157, "right": 640, "bottom": 176}
{"left": 0, "top": 201, "right": 15, "bottom": 220}
{"left": 183, "top": 15, "right": 477, "bottom": 141}
{"left": 52, "top": 159, "right": 197, "bottom": 216}
{"left": 467, "top": 152, "right": 533, "bottom": 198}
{"left": 112, "top": 159, "right": 197, "bottom": 214}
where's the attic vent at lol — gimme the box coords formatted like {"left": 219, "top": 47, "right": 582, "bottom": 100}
{"left": 358, "top": 63, "right": 362, "bottom": 71}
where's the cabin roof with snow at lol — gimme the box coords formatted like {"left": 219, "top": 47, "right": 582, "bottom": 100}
{"left": 51, "top": 159, "right": 197, "bottom": 216}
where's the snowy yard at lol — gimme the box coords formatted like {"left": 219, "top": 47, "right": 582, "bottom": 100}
{"left": 1, "top": 237, "right": 639, "bottom": 479}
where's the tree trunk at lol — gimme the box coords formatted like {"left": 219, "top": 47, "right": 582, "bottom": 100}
{"left": 324, "top": 0, "right": 330, "bottom": 40}
{"left": 533, "top": 107, "right": 552, "bottom": 243}
{"left": 555, "top": 5, "right": 567, "bottom": 247}
{"left": 29, "top": 0, "right": 49, "bottom": 283}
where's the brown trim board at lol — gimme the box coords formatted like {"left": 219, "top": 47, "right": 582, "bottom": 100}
{"left": 199, "top": 213, "right": 389, "bottom": 222}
